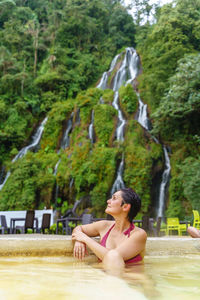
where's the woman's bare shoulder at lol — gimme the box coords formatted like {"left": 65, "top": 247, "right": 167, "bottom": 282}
{"left": 93, "top": 220, "right": 114, "bottom": 235}
{"left": 94, "top": 220, "right": 114, "bottom": 228}
{"left": 131, "top": 226, "right": 147, "bottom": 240}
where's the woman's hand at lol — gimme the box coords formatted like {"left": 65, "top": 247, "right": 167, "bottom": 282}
{"left": 72, "top": 230, "right": 88, "bottom": 243}
{"left": 73, "top": 241, "right": 88, "bottom": 260}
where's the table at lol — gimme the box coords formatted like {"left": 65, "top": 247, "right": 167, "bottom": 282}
{"left": 10, "top": 217, "right": 38, "bottom": 233}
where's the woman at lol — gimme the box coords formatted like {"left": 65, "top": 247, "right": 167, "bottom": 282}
{"left": 72, "top": 188, "right": 147, "bottom": 270}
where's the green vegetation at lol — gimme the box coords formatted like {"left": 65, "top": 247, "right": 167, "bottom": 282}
{"left": 119, "top": 84, "right": 138, "bottom": 117}
{"left": 137, "top": 0, "right": 200, "bottom": 217}
{"left": 124, "top": 120, "right": 163, "bottom": 213}
{"left": 0, "top": 0, "right": 135, "bottom": 163}
{"left": 94, "top": 104, "right": 117, "bottom": 146}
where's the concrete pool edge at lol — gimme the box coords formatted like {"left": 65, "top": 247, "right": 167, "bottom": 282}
{"left": 0, "top": 235, "right": 199, "bottom": 256}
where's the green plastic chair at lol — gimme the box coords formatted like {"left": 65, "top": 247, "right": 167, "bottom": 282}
{"left": 192, "top": 210, "right": 200, "bottom": 229}
{"left": 166, "top": 218, "right": 187, "bottom": 236}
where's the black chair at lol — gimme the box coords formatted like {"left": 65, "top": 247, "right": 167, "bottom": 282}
{"left": 14, "top": 210, "right": 35, "bottom": 234}
{"left": 60, "top": 213, "right": 93, "bottom": 235}
{"left": 37, "top": 213, "right": 51, "bottom": 234}
{"left": 56, "top": 199, "right": 82, "bottom": 234}
{"left": 0, "top": 215, "right": 9, "bottom": 234}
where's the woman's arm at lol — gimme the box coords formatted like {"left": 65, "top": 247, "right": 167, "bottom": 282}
{"left": 72, "top": 220, "right": 111, "bottom": 260}
{"left": 72, "top": 230, "right": 109, "bottom": 260}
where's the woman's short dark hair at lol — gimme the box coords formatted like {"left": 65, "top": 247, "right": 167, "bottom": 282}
{"left": 120, "top": 188, "right": 141, "bottom": 222}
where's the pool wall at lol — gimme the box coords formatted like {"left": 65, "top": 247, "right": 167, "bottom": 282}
{"left": 0, "top": 235, "right": 200, "bottom": 256}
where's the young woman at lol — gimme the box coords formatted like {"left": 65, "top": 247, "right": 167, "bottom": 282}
{"left": 72, "top": 188, "right": 147, "bottom": 270}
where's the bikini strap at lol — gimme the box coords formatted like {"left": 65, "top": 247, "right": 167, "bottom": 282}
{"left": 123, "top": 223, "right": 135, "bottom": 237}
{"left": 100, "top": 223, "right": 115, "bottom": 247}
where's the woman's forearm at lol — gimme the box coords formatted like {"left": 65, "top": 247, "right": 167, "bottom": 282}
{"left": 72, "top": 226, "right": 108, "bottom": 260}
{"left": 84, "top": 235, "right": 108, "bottom": 260}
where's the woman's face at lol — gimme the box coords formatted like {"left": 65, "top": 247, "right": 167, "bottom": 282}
{"left": 105, "top": 191, "right": 124, "bottom": 215}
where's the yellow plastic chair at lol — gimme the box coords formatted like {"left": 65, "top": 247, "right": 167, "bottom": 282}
{"left": 192, "top": 210, "right": 200, "bottom": 229}
{"left": 166, "top": 218, "right": 187, "bottom": 236}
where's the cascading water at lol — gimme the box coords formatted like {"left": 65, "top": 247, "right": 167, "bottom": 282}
{"left": 112, "top": 92, "right": 126, "bottom": 142}
{"left": 97, "top": 47, "right": 171, "bottom": 214}
{"left": 110, "top": 155, "right": 125, "bottom": 195}
{"left": 96, "top": 54, "right": 121, "bottom": 90}
{"left": 137, "top": 94, "right": 149, "bottom": 131}
{"left": 93, "top": 54, "right": 122, "bottom": 144}
{"left": 135, "top": 93, "right": 171, "bottom": 218}
{"left": 0, "top": 172, "right": 11, "bottom": 191}
{"left": 60, "top": 113, "right": 74, "bottom": 150}
{"left": 98, "top": 48, "right": 140, "bottom": 195}
{"left": 135, "top": 82, "right": 170, "bottom": 219}
{"left": 157, "top": 146, "right": 171, "bottom": 218}
{"left": 88, "top": 110, "right": 95, "bottom": 144}
{"left": 13, "top": 117, "right": 48, "bottom": 163}
{"left": 53, "top": 112, "right": 74, "bottom": 218}
{"left": 96, "top": 72, "right": 108, "bottom": 90}
{"left": 53, "top": 159, "right": 61, "bottom": 176}
{"left": 0, "top": 117, "right": 48, "bottom": 191}
{"left": 54, "top": 112, "right": 74, "bottom": 176}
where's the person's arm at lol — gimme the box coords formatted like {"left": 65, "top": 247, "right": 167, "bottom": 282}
{"left": 72, "top": 230, "right": 109, "bottom": 260}
{"left": 115, "top": 229, "right": 147, "bottom": 261}
{"left": 72, "top": 221, "right": 110, "bottom": 260}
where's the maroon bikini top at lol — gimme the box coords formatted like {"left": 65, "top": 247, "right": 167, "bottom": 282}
{"left": 100, "top": 223, "right": 142, "bottom": 264}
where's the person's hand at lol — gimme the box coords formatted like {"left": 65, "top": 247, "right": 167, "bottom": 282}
{"left": 72, "top": 230, "right": 88, "bottom": 243}
{"left": 73, "top": 241, "right": 88, "bottom": 260}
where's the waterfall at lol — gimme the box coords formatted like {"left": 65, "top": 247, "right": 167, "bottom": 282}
{"left": 0, "top": 171, "right": 11, "bottom": 191}
{"left": 60, "top": 113, "right": 74, "bottom": 150}
{"left": 110, "top": 155, "right": 125, "bottom": 196}
{"left": 97, "top": 48, "right": 140, "bottom": 195}
{"left": 157, "top": 146, "right": 171, "bottom": 218}
{"left": 110, "top": 49, "right": 139, "bottom": 193}
{"left": 0, "top": 117, "right": 48, "bottom": 191}
{"left": 13, "top": 117, "right": 48, "bottom": 162}
{"left": 136, "top": 95, "right": 171, "bottom": 218}
{"left": 137, "top": 94, "right": 150, "bottom": 131}
{"left": 54, "top": 112, "right": 74, "bottom": 175}
{"left": 88, "top": 110, "right": 95, "bottom": 144}
{"left": 96, "top": 53, "right": 121, "bottom": 90}
{"left": 53, "top": 159, "right": 61, "bottom": 176}
{"left": 97, "top": 47, "right": 171, "bottom": 214}
{"left": 136, "top": 93, "right": 171, "bottom": 218}
{"left": 96, "top": 72, "right": 108, "bottom": 90}
{"left": 53, "top": 112, "right": 74, "bottom": 212}
{"left": 112, "top": 92, "right": 126, "bottom": 142}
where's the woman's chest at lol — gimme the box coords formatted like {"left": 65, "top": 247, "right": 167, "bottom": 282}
{"left": 105, "top": 231, "right": 128, "bottom": 249}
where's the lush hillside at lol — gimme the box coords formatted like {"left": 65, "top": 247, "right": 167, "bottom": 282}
{"left": 0, "top": 0, "right": 135, "bottom": 163}
{"left": 137, "top": 0, "right": 200, "bottom": 217}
